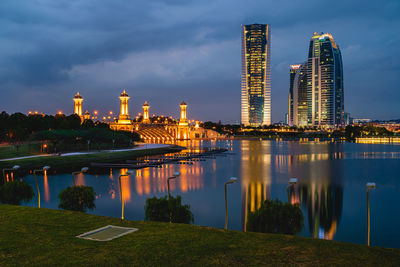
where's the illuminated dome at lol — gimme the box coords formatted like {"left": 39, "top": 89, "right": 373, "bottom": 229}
{"left": 73, "top": 92, "right": 83, "bottom": 99}
{"left": 120, "top": 90, "right": 129, "bottom": 97}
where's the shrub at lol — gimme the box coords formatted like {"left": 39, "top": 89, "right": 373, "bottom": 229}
{"left": 0, "top": 180, "right": 35, "bottom": 205}
{"left": 247, "top": 199, "right": 303, "bottom": 235}
{"left": 58, "top": 186, "right": 96, "bottom": 212}
{"left": 145, "top": 195, "right": 194, "bottom": 224}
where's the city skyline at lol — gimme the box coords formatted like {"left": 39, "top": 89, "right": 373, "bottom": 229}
{"left": 0, "top": 0, "right": 399, "bottom": 123}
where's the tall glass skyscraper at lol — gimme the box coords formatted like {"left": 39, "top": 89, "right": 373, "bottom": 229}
{"left": 289, "top": 63, "right": 308, "bottom": 126}
{"left": 289, "top": 32, "right": 344, "bottom": 128}
{"left": 306, "top": 32, "right": 344, "bottom": 127}
{"left": 241, "top": 24, "right": 271, "bottom": 126}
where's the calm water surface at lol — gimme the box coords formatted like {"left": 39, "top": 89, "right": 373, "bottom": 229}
{"left": 22, "top": 140, "right": 400, "bottom": 248}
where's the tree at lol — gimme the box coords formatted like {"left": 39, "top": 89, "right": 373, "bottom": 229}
{"left": 81, "top": 119, "right": 95, "bottom": 128}
{"left": 58, "top": 186, "right": 96, "bottom": 212}
{"left": 247, "top": 199, "right": 304, "bottom": 235}
{"left": 0, "top": 181, "right": 35, "bottom": 205}
{"left": 145, "top": 195, "right": 194, "bottom": 224}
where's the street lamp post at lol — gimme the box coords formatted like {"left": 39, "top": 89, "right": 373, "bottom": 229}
{"left": 167, "top": 172, "right": 181, "bottom": 199}
{"left": 119, "top": 170, "right": 134, "bottom": 220}
{"left": 72, "top": 167, "right": 89, "bottom": 186}
{"left": 225, "top": 177, "right": 238, "bottom": 230}
{"left": 2, "top": 165, "right": 20, "bottom": 183}
{"left": 366, "top": 182, "right": 376, "bottom": 246}
{"left": 33, "top": 166, "right": 50, "bottom": 208}
{"left": 287, "top": 178, "right": 297, "bottom": 203}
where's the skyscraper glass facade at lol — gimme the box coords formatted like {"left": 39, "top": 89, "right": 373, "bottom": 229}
{"left": 289, "top": 63, "right": 308, "bottom": 126}
{"left": 307, "top": 32, "right": 344, "bottom": 127}
{"left": 241, "top": 24, "right": 271, "bottom": 126}
{"left": 289, "top": 32, "right": 344, "bottom": 128}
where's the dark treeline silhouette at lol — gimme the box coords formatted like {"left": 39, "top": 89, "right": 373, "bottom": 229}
{"left": 0, "top": 112, "right": 140, "bottom": 152}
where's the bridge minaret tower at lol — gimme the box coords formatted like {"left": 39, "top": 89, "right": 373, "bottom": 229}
{"left": 73, "top": 92, "right": 83, "bottom": 119}
{"left": 179, "top": 101, "right": 188, "bottom": 126}
{"left": 177, "top": 101, "right": 189, "bottom": 139}
{"left": 118, "top": 90, "right": 131, "bottom": 123}
{"left": 143, "top": 101, "right": 150, "bottom": 124}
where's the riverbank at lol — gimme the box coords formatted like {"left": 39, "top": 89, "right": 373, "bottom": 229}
{"left": 1, "top": 205, "right": 399, "bottom": 266}
{"left": 0, "top": 144, "right": 182, "bottom": 171}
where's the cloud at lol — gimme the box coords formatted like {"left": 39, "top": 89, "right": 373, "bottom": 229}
{"left": 0, "top": 0, "right": 399, "bottom": 121}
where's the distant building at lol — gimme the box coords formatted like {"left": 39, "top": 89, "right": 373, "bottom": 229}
{"left": 288, "top": 65, "right": 296, "bottom": 126}
{"left": 306, "top": 32, "right": 344, "bottom": 128}
{"left": 366, "top": 122, "right": 400, "bottom": 132}
{"left": 284, "top": 113, "right": 289, "bottom": 125}
{"left": 344, "top": 112, "right": 351, "bottom": 125}
{"left": 353, "top": 118, "right": 372, "bottom": 125}
{"left": 83, "top": 110, "right": 90, "bottom": 120}
{"left": 241, "top": 24, "right": 271, "bottom": 126}
{"left": 289, "top": 33, "right": 344, "bottom": 128}
{"left": 288, "top": 63, "right": 308, "bottom": 126}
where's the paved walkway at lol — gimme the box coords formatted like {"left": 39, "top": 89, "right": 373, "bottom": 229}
{"left": 0, "top": 144, "right": 171, "bottom": 162}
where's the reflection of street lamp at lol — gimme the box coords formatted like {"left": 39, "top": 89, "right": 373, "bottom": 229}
{"left": 167, "top": 171, "right": 181, "bottom": 222}
{"left": 33, "top": 166, "right": 50, "bottom": 208}
{"left": 225, "top": 177, "right": 237, "bottom": 230}
{"left": 119, "top": 170, "right": 134, "bottom": 220}
{"left": 287, "top": 178, "right": 297, "bottom": 203}
{"left": 2, "top": 165, "right": 20, "bottom": 183}
{"left": 366, "top": 182, "right": 376, "bottom": 246}
{"left": 167, "top": 172, "right": 181, "bottom": 198}
{"left": 72, "top": 167, "right": 89, "bottom": 186}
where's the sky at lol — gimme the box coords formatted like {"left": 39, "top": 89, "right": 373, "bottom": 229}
{"left": 0, "top": 0, "right": 399, "bottom": 123}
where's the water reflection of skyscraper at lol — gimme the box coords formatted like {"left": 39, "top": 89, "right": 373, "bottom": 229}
{"left": 293, "top": 144, "right": 344, "bottom": 240}
{"left": 240, "top": 141, "right": 344, "bottom": 239}
{"left": 240, "top": 140, "right": 272, "bottom": 231}
{"left": 298, "top": 184, "right": 343, "bottom": 240}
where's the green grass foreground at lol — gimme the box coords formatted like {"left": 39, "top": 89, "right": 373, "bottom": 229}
{"left": 0, "top": 146, "right": 181, "bottom": 171}
{"left": 0, "top": 143, "right": 42, "bottom": 160}
{"left": 0, "top": 205, "right": 399, "bottom": 266}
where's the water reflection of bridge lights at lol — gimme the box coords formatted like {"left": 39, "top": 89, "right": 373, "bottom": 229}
{"left": 130, "top": 163, "right": 204, "bottom": 197}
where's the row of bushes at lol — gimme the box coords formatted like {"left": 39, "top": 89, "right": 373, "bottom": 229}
{"left": 0, "top": 181, "right": 304, "bottom": 235}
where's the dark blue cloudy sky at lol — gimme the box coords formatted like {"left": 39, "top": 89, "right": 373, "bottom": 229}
{"left": 0, "top": 0, "right": 399, "bottom": 123}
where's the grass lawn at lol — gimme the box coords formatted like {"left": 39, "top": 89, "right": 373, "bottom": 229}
{"left": 0, "top": 205, "right": 399, "bottom": 266}
{"left": 0, "top": 146, "right": 181, "bottom": 171}
{"left": 0, "top": 143, "right": 43, "bottom": 160}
